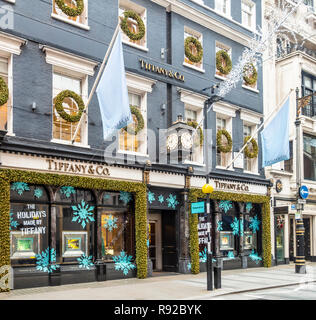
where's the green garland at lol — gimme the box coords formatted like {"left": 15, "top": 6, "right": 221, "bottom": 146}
{"left": 184, "top": 37, "right": 203, "bottom": 64}
{"left": 0, "top": 169, "right": 148, "bottom": 292}
{"left": 244, "top": 136, "right": 259, "bottom": 159}
{"left": 187, "top": 121, "right": 203, "bottom": 147}
{"left": 55, "top": 0, "right": 84, "bottom": 17}
{"left": 123, "top": 106, "right": 144, "bottom": 135}
{"left": 54, "top": 90, "right": 85, "bottom": 123}
{"left": 0, "top": 77, "right": 9, "bottom": 107}
{"left": 243, "top": 63, "right": 258, "bottom": 86}
{"left": 216, "top": 50, "right": 232, "bottom": 75}
{"left": 188, "top": 189, "right": 271, "bottom": 274}
{"left": 120, "top": 10, "right": 146, "bottom": 41}
{"left": 217, "top": 129, "right": 232, "bottom": 153}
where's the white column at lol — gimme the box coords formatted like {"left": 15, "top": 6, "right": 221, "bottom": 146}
{"left": 312, "top": 216, "right": 316, "bottom": 258}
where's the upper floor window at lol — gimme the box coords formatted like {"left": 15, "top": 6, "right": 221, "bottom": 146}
{"left": 215, "top": 0, "right": 231, "bottom": 16}
{"left": 52, "top": 0, "right": 89, "bottom": 29}
{"left": 304, "top": 134, "right": 316, "bottom": 181}
{"left": 243, "top": 124, "right": 258, "bottom": 173}
{"left": 215, "top": 42, "right": 232, "bottom": 79}
{"left": 301, "top": 72, "right": 316, "bottom": 118}
{"left": 216, "top": 117, "right": 232, "bottom": 168}
{"left": 0, "top": 56, "right": 11, "bottom": 132}
{"left": 241, "top": 0, "right": 256, "bottom": 30}
{"left": 119, "top": 0, "right": 147, "bottom": 51}
{"left": 284, "top": 141, "right": 293, "bottom": 173}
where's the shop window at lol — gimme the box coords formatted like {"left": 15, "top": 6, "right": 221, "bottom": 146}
{"left": 214, "top": 0, "right": 231, "bottom": 16}
{"left": 0, "top": 56, "right": 11, "bottom": 132}
{"left": 244, "top": 203, "right": 261, "bottom": 253}
{"left": 243, "top": 123, "right": 258, "bottom": 173}
{"left": 303, "top": 133, "right": 316, "bottom": 181}
{"left": 10, "top": 185, "right": 49, "bottom": 266}
{"left": 241, "top": 0, "right": 256, "bottom": 30}
{"left": 52, "top": 0, "right": 89, "bottom": 29}
{"left": 216, "top": 116, "right": 232, "bottom": 168}
{"left": 215, "top": 42, "right": 232, "bottom": 79}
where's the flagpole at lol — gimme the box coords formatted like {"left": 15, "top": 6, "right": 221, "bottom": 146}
{"left": 71, "top": 23, "right": 121, "bottom": 144}
{"left": 225, "top": 88, "right": 294, "bottom": 170}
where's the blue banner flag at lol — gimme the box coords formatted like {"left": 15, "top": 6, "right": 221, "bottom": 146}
{"left": 261, "top": 97, "right": 290, "bottom": 167}
{"left": 96, "top": 31, "right": 132, "bottom": 139}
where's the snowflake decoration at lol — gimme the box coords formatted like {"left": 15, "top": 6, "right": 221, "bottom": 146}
{"left": 77, "top": 254, "right": 94, "bottom": 270}
{"left": 34, "top": 188, "right": 43, "bottom": 199}
{"left": 219, "top": 200, "right": 233, "bottom": 213}
{"left": 227, "top": 251, "right": 235, "bottom": 259}
{"left": 112, "top": 251, "right": 136, "bottom": 276}
{"left": 246, "top": 202, "right": 253, "bottom": 212}
{"left": 119, "top": 191, "right": 132, "bottom": 205}
{"left": 240, "top": 219, "right": 244, "bottom": 237}
{"left": 158, "top": 195, "right": 164, "bottom": 204}
{"left": 60, "top": 186, "right": 76, "bottom": 198}
{"left": 187, "top": 262, "right": 191, "bottom": 271}
{"left": 230, "top": 217, "right": 240, "bottom": 236}
{"left": 10, "top": 212, "right": 19, "bottom": 230}
{"left": 11, "top": 182, "right": 30, "bottom": 196}
{"left": 249, "top": 250, "right": 262, "bottom": 264}
{"left": 199, "top": 247, "right": 207, "bottom": 263}
{"left": 71, "top": 200, "right": 95, "bottom": 228}
{"left": 103, "top": 193, "right": 111, "bottom": 201}
{"left": 104, "top": 215, "right": 118, "bottom": 232}
{"left": 166, "top": 194, "right": 179, "bottom": 209}
{"left": 36, "top": 247, "right": 60, "bottom": 273}
{"left": 249, "top": 215, "right": 261, "bottom": 233}
{"left": 148, "top": 191, "right": 155, "bottom": 204}
{"left": 147, "top": 239, "right": 150, "bottom": 247}
{"left": 217, "top": 221, "right": 223, "bottom": 231}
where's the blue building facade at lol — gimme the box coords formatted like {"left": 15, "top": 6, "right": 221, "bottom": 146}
{"left": 0, "top": 0, "right": 271, "bottom": 290}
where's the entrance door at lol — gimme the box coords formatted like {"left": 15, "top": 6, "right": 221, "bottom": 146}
{"left": 162, "top": 211, "right": 178, "bottom": 272}
{"left": 303, "top": 217, "right": 311, "bottom": 261}
{"left": 289, "top": 217, "right": 295, "bottom": 261}
{"left": 149, "top": 214, "right": 162, "bottom": 271}
{"left": 275, "top": 215, "right": 285, "bottom": 264}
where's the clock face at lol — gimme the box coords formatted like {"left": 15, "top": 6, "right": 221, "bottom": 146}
{"left": 181, "top": 132, "right": 193, "bottom": 149}
{"left": 167, "top": 133, "right": 178, "bottom": 150}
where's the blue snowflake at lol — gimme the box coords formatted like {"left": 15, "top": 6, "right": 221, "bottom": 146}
{"left": 119, "top": 191, "right": 132, "bottom": 205}
{"left": 10, "top": 212, "right": 19, "bottom": 230}
{"left": 217, "top": 221, "right": 223, "bottom": 231}
{"left": 60, "top": 186, "right": 76, "bottom": 198}
{"left": 148, "top": 191, "right": 155, "bottom": 204}
{"left": 246, "top": 202, "right": 253, "bottom": 212}
{"left": 147, "top": 239, "right": 150, "bottom": 247}
{"left": 199, "top": 247, "right": 207, "bottom": 263}
{"left": 249, "top": 250, "right": 262, "bottom": 264}
{"left": 231, "top": 217, "right": 244, "bottom": 236}
{"left": 71, "top": 200, "right": 95, "bottom": 228}
{"left": 112, "top": 251, "right": 136, "bottom": 276}
{"left": 187, "top": 262, "right": 192, "bottom": 271}
{"left": 36, "top": 247, "right": 60, "bottom": 273}
{"left": 77, "top": 254, "right": 94, "bottom": 270}
{"left": 34, "top": 188, "right": 43, "bottom": 199}
{"left": 249, "top": 215, "right": 260, "bottom": 233}
{"left": 11, "top": 182, "right": 30, "bottom": 196}
{"left": 103, "top": 194, "right": 111, "bottom": 201}
{"left": 219, "top": 200, "right": 233, "bottom": 213}
{"left": 104, "top": 215, "right": 118, "bottom": 232}
{"left": 227, "top": 251, "right": 235, "bottom": 259}
{"left": 158, "top": 195, "right": 164, "bottom": 204}
{"left": 166, "top": 194, "right": 179, "bottom": 209}
{"left": 240, "top": 219, "right": 244, "bottom": 237}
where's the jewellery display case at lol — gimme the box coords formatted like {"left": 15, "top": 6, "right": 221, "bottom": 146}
{"left": 219, "top": 231, "right": 234, "bottom": 251}
{"left": 11, "top": 232, "right": 39, "bottom": 259}
{"left": 62, "top": 231, "right": 87, "bottom": 257}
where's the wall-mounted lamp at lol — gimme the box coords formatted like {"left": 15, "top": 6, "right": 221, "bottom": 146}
{"left": 32, "top": 102, "right": 36, "bottom": 112}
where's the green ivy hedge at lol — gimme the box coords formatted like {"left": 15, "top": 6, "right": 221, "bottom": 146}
{"left": 0, "top": 169, "right": 148, "bottom": 292}
{"left": 188, "top": 188, "right": 271, "bottom": 274}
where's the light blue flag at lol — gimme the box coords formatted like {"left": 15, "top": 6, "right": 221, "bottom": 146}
{"left": 261, "top": 97, "right": 290, "bottom": 167}
{"left": 96, "top": 31, "right": 132, "bottom": 139}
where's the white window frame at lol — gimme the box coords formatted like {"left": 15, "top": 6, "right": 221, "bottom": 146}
{"left": 183, "top": 27, "right": 205, "bottom": 73}
{"left": 119, "top": 0, "right": 148, "bottom": 52}
{"left": 214, "top": 0, "right": 231, "bottom": 18}
{"left": 42, "top": 45, "right": 98, "bottom": 148}
{"left": 52, "top": 0, "right": 90, "bottom": 31}
{"left": 215, "top": 41, "right": 232, "bottom": 80}
{"left": 241, "top": 0, "right": 256, "bottom": 31}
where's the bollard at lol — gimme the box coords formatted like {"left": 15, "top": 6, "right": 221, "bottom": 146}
{"left": 214, "top": 266, "right": 221, "bottom": 289}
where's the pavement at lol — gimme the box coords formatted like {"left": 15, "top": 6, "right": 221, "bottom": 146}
{"left": 0, "top": 262, "right": 315, "bottom": 300}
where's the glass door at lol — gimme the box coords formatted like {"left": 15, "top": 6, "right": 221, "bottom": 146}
{"left": 275, "top": 215, "right": 285, "bottom": 263}
{"left": 149, "top": 213, "right": 162, "bottom": 271}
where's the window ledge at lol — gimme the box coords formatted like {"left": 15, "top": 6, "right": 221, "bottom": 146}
{"left": 216, "top": 165, "right": 234, "bottom": 171}
{"left": 244, "top": 170, "right": 260, "bottom": 175}
{"left": 184, "top": 160, "right": 205, "bottom": 167}
{"left": 122, "top": 40, "right": 148, "bottom": 52}
{"left": 50, "top": 139, "right": 90, "bottom": 149}
{"left": 267, "top": 169, "right": 294, "bottom": 177}
{"left": 242, "top": 85, "right": 259, "bottom": 94}
{"left": 117, "top": 150, "right": 149, "bottom": 158}
{"left": 183, "top": 62, "right": 205, "bottom": 73}
{"left": 215, "top": 74, "right": 227, "bottom": 81}
{"left": 51, "top": 13, "right": 90, "bottom": 31}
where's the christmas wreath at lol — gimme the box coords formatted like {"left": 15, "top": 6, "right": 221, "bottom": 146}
{"left": 123, "top": 105, "right": 144, "bottom": 135}
{"left": 0, "top": 77, "right": 9, "bottom": 106}
{"left": 120, "top": 10, "right": 146, "bottom": 41}
{"left": 55, "top": 0, "right": 84, "bottom": 17}
{"left": 187, "top": 120, "right": 203, "bottom": 147}
{"left": 244, "top": 136, "right": 259, "bottom": 159}
{"left": 216, "top": 50, "right": 232, "bottom": 75}
{"left": 54, "top": 90, "right": 85, "bottom": 123}
{"left": 184, "top": 37, "right": 203, "bottom": 64}
{"left": 243, "top": 63, "right": 258, "bottom": 86}
{"left": 217, "top": 129, "right": 232, "bottom": 153}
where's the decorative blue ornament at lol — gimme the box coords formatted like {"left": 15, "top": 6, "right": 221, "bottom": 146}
{"left": 219, "top": 200, "right": 233, "bottom": 213}
{"left": 240, "top": 219, "right": 244, "bottom": 237}
{"left": 249, "top": 250, "right": 262, "bottom": 264}
{"left": 11, "top": 182, "right": 30, "bottom": 196}
{"left": 158, "top": 195, "right": 164, "bottom": 204}
{"left": 230, "top": 217, "right": 240, "bottom": 236}
{"left": 60, "top": 186, "right": 76, "bottom": 198}
{"left": 227, "top": 251, "right": 235, "bottom": 259}
{"left": 112, "top": 251, "right": 136, "bottom": 276}
{"left": 148, "top": 191, "right": 155, "bottom": 204}
{"left": 35, "top": 247, "right": 60, "bottom": 273}
{"left": 71, "top": 200, "right": 95, "bottom": 228}
{"left": 217, "top": 221, "right": 223, "bottom": 231}
{"left": 34, "top": 188, "right": 43, "bottom": 199}
{"left": 147, "top": 239, "right": 150, "bottom": 247}
{"left": 10, "top": 212, "right": 19, "bottom": 230}
{"left": 187, "top": 262, "right": 192, "bottom": 271}
{"left": 119, "top": 191, "right": 132, "bottom": 205}
{"left": 103, "top": 194, "right": 111, "bottom": 201}
{"left": 166, "top": 194, "right": 179, "bottom": 209}
{"left": 77, "top": 254, "right": 94, "bottom": 270}
{"left": 249, "top": 215, "right": 260, "bottom": 233}
{"left": 246, "top": 202, "right": 253, "bottom": 212}
{"left": 199, "top": 247, "right": 207, "bottom": 263}
{"left": 104, "top": 215, "right": 118, "bottom": 232}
